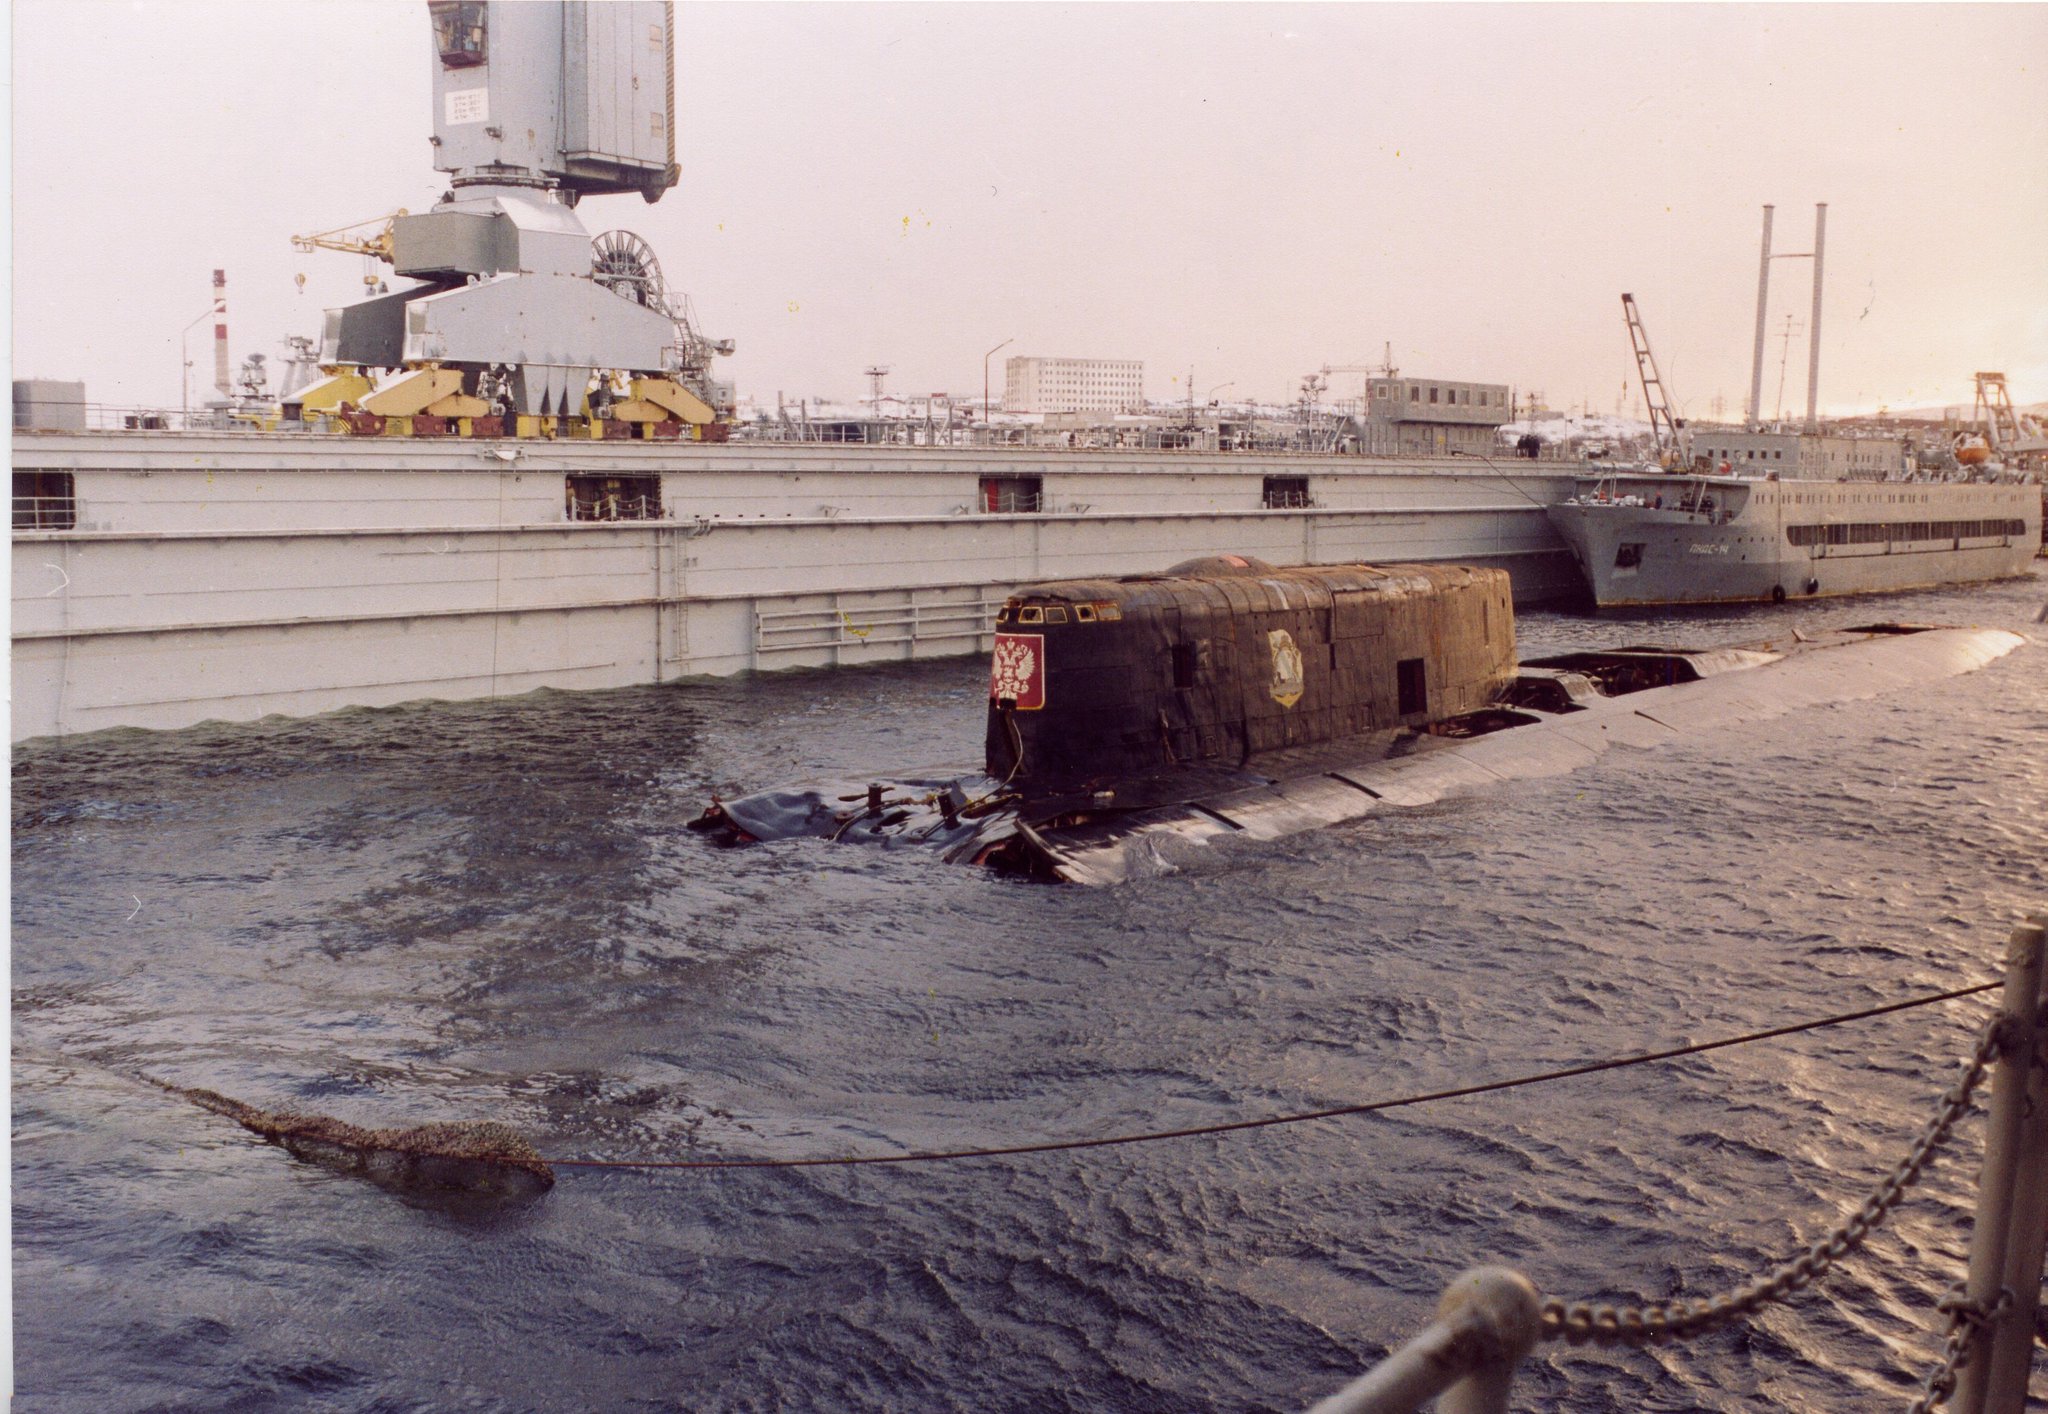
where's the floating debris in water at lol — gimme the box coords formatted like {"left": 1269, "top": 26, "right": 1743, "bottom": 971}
{"left": 149, "top": 1077, "right": 554, "bottom": 1197}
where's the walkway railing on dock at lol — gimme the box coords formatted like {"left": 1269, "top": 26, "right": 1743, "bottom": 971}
{"left": 1305, "top": 911, "right": 2048, "bottom": 1414}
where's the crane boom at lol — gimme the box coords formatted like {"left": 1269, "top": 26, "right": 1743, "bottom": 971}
{"left": 1621, "top": 293, "right": 1683, "bottom": 466}
{"left": 289, "top": 210, "right": 408, "bottom": 262}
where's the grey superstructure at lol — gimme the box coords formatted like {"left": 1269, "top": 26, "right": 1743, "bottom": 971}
{"left": 1547, "top": 472, "right": 2040, "bottom": 608}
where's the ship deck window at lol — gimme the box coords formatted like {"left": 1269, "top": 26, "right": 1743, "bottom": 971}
{"left": 980, "top": 476, "right": 1042, "bottom": 513}
{"left": 1263, "top": 476, "right": 1313, "bottom": 509}
{"left": 1787, "top": 518, "right": 2023, "bottom": 548}
{"left": 1397, "top": 657, "right": 1427, "bottom": 716}
{"left": 567, "top": 474, "right": 663, "bottom": 521}
{"left": 13, "top": 471, "right": 75, "bottom": 530}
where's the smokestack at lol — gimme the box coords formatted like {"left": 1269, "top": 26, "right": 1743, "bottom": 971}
{"left": 1804, "top": 203, "right": 1826, "bottom": 432}
{"left": 1746, "top": 205, "right": 1774, "bottom": 429}
{"left": 213, "top": 269, "right": 230, "bottom": 398}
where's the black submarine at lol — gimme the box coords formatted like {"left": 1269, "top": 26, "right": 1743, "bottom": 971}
{"left": 689, "top": 557, "right": 2025, "bottom": 885}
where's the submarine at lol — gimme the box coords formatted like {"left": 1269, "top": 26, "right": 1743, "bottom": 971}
{"left": 689, "top": 557, "right": 2026, "bottom": 885}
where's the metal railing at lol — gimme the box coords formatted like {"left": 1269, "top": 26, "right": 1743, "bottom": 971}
{"left": 12, "top": 495, "right": 78, "bottom": 531}
{"left": 754, "top": 596, "right": 1004, "bottom": 659}
{"left": 1264, "top": 488, "right": 1319, "bottom": 509}
{"left": 1307, "top": 1269, "right": 1540, "bottom": 1414}
{"left": 12, "top": 400, "right": 289, "bottom": 435}
{"left": 1304, "top": 910, "right": 2048, "bottom": 1414}
{"left": 566, "top": 494, "right": 666, "bottom": 522}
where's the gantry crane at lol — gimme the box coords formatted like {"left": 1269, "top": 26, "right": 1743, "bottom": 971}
{"left": 1973, "top": 372, "right": 2048, "bottom": 465}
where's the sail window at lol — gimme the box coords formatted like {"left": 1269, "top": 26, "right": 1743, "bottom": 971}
{"left": 1397, "top": 658, "right": 1428, "bottom": 716}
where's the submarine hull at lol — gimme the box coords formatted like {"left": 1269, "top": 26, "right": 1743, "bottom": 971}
{"left": 984, "top": 558, "right": 1517, "bottom": 795}
{"left": 689, "top": 555, "right": 2026, "bottom": 884}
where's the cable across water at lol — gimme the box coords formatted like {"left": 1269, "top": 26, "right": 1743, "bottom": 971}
{"left": 543, "top": 978, "right": 2000, "bottom": 1173}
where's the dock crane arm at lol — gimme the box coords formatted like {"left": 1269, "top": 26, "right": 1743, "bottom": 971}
{"left": 1320, "top": 343, "right": 1402, "bottom": 384}
{"left": 1621, "top": 293, "right": 1686, "bottom": 468}
{"left": 289, "top": 209, "right": 408, "bottom": 262}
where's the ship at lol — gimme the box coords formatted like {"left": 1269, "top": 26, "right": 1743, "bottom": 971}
{"left": 1547, "top": 467, "right": 2040, "bottom": 608}
{"left": 688, "top": 556, "right": 2026, "bottom": 884}
{"left": 1547, "top": 250, "right": 2043, "bottom": 610}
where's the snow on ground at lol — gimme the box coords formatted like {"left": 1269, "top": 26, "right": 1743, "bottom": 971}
{"left": 1498, "top": 411, "right": 1655, "bottom": 442}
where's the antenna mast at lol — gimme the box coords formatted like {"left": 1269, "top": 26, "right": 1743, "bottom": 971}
{"left": 1745, "top": 202, "right": 1827, "bottom": 431}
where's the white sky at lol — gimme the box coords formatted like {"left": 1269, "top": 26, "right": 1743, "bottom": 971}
{"left": 10, "top": 2, "right": 2047, "bottom": 418}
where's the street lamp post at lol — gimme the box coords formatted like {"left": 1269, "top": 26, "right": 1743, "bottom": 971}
{"left": 179, "top": 303, "right": 218, "bottom": 424}
{"left": 983, "top": 337, "right": 1014, "bottom": 431}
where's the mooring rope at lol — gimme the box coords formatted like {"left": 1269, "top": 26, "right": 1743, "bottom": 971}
{"left": 542, "top": 978, "right": 2000, "bottom": 1172}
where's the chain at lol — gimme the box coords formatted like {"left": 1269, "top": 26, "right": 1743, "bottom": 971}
{"left": 1541, "top": 1012, "right": 2007, "bottom": 1348}
{"left": 1907, "top": 1284, "right": 2012, "bottom": 1413}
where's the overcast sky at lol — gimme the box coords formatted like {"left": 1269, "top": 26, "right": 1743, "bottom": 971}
{"left": 11, "top": 2, "right": 2046, "bottom": 419}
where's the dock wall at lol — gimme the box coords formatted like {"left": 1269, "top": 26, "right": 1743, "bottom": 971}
{"left": 11, "top": 434, "right": 1583, "bottom": 740}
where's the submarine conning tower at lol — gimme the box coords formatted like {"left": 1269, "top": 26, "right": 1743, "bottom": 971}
{"left": 984, "top": 557, "right": 1516, "bottom": 794}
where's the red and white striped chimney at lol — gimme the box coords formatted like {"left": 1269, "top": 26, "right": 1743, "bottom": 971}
{"left": 213, "top": 268, "right": 231, "bottom": 397}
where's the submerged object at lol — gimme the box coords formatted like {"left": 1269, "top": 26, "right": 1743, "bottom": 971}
{"left": 146, "top": 1075, "right": 554, "bottom": 1199}
{"left": 692, "top": 559, "right": 2027, "bottom": 884}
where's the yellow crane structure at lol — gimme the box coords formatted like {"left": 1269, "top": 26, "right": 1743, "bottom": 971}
{"left": 289, "top": 210, "right": 408, "bottom": 264}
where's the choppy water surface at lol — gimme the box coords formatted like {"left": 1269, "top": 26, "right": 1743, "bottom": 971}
{"left": 14, "top": 570, "right": 2048, "bottom": 1411}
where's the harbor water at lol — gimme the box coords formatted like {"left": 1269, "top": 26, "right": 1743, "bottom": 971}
{"left": 13, "top": 568, "right": 2048, "bottom": 1411}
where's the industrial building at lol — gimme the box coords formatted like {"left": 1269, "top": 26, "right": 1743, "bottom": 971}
{"left": 1361, "top": 377, "right": 1511, "bottom": 456}
{"left": 1004, "top": 357, "right": 1144, "bottom": 414}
